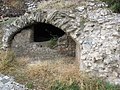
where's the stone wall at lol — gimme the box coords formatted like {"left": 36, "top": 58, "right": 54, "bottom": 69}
{"left": 0, "top": 74, "right": 26, "bottom": 90}
{"left": 55, "top": 35, "right": 76, "bottom": 57}
{"left": 1, "top": 0, "right": 120, "bottom": 84}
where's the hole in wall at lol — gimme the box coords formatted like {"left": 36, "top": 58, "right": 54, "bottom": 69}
{"left": 33, "top": 23, "right": 65, "bottom": 42}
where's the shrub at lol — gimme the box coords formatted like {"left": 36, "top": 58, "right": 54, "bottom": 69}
{"left": 101, "top": 0, "right": 120, "bottom": 13}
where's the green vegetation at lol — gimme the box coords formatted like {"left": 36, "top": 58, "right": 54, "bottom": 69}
{"left": 51, "top": 79, "right": 120, "bottom": 90}
{"left": 48, "top": 38, "right": 58, "bottom": 48}
{"left": 101, "top": 0, "right": 120, "bottom": 13}
{"left": 26, "top": 82, "right": 34, "bottom": 89}
{"left": 51, "top": 80, "right": 80, "bottom": 90}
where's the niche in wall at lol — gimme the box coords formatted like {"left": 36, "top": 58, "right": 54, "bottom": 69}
{"left": 33, "top": 23, "right": 65, "bottom": 42}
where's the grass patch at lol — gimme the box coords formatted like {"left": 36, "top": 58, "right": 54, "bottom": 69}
{"left": 51, "top": 80, "right": 80, "bottom": 90}
{"left": 0, "top": 50, "right": 15, "bottom": 71}
{"left": 0, "top": 50, "right": 29, "bottom": 83}
{"left": 0, "top": 50, "right": 120, "bottom": 90}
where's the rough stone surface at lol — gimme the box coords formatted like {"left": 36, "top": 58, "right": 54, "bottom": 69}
{"left": 1, "top": 0, "right": 120, "bottom": 85}
{"left": 0, "top": 74, "right": 27, "bottom": 90}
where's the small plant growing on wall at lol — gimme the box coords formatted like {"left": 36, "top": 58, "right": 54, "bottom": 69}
{"left": 48, "top": 37, "right": 58, "bottom": 49}
{"left": 47, "top": 30, "right": 59, "bottom": 48}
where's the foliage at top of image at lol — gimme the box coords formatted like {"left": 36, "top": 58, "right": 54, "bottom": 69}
{"left": 101, "top": 0, "right": 120, "bottom": 13}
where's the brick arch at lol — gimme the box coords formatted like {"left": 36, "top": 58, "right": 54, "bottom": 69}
{"left": 2, "top": 10, "right": 78, "bottom": 49}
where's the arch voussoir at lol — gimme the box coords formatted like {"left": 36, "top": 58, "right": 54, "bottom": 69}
{"left": 2, "top": 10, "right": 76, "bottom": 49}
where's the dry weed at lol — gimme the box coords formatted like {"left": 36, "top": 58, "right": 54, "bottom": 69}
{"left": 0, "top": 52, "right": 119, "bottom": 90}
{"left": 25, "top": 58, "right": 85, "bottom": 89}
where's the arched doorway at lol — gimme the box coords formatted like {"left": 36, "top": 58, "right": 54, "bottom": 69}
{"left": 12, "top": 23, "right": 76, "bottom": 60}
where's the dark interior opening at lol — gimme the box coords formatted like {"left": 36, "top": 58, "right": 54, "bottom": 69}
{"left": 33, "top": 23, "right": 65, "bottom": 42}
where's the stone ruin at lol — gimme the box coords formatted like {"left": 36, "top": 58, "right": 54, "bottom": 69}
{"left": 1, "top": 0, "right": 120, "bottom": 84}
